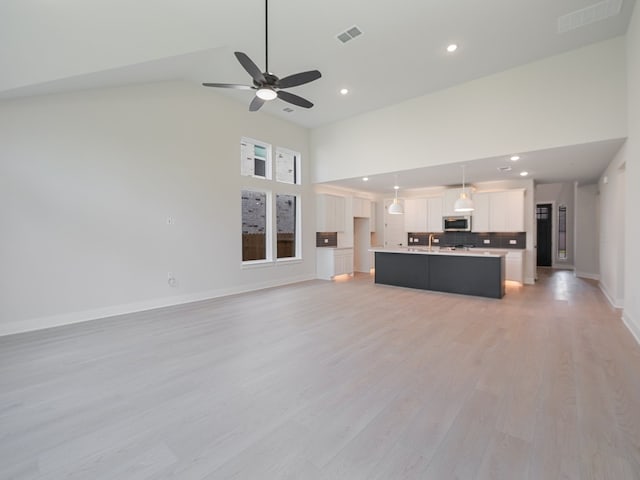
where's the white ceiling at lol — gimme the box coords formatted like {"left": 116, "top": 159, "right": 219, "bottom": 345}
{"left": 324, "top": 138, "right": 626, "bottom": 194}
{"left": 0, "top": 0, "right": 634, "bottom": 189}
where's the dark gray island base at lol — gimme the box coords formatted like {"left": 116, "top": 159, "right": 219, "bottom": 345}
{"left": 374, "top": 250, "right": 505, "bottom": 299}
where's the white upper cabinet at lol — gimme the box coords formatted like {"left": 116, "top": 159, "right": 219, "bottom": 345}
{"left": 370, "top": 201, "right": 376, "bottom": 232}
{"left": 427, "top": 197, "right": 444, "bottom": 232}
{"left": 471, "top": 192, "right": 490, "bottom": 232}
{"left": 352, "top": 197, "right": 371, "bottom": 218}
{"left": 473, "top": 189, "right": 525, "bottom": 232}
{"left": 404, "top": 199, "right": 428, "bottom": 232}
{"left": 442, "top": 189, "right": 462, "bottom": 217}
{"left": 404, "top": 197, "right": 443, "bottom": 232}
{"left": 316, "top": 194, "right": 346, "bottom": 232}
{"left": 503, "top": 189, "right": 525, "bottom": 232}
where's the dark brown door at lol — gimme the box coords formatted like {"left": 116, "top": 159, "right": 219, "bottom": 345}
{"left": 537, "top": 203, "right": 552, "bottom": 267}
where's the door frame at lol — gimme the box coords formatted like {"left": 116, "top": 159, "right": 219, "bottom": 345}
{"left": 536, "top": 201, "right": 556, "bottom": 268}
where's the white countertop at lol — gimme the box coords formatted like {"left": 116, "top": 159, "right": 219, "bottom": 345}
{"left": 370, "top": 247, "right": 508, "bottom": 258}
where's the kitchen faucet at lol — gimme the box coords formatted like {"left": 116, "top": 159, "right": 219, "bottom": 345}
{"left": 428, "top": 234, "right": 435, "bottom": 252}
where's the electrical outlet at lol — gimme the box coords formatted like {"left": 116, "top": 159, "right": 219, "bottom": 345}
{"left": 166, "top": 216, "right": 174, "bottom": 225}
{"left": 167, "top": 272, "right": 177, "bottom": 287}
{"left": 324, "top": 238, "right": 329, "bottom": 244}
{"left": 509, "top": 239, "right": 517, "bottom": 245}
{"left": 483, "top": 239, "right": 491, "bottom": 244}
{"left": 433, "top": 239, "right": 439, "bottom": 244}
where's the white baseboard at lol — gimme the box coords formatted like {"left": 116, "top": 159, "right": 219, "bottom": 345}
{"left": 575, "top": 271, "right": 600, "bottom": 281}
{"left": 622, "top": 311, "right": 640, "bottom": 347}
{"left": 524, "top": 276, "right": 535, "bottom": 285}
{"left": 0, "top": 273, "right": 317, "bottom": 338}
{"left": 599, "top": 282, "right": 624, "bottom": 309}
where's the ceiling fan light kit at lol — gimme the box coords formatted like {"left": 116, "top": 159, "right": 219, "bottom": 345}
{"left": 202, "top": 0, "right": 321, "bottom": 112}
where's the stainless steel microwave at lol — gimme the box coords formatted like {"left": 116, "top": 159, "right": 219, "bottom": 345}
{"left": 443, "top": 215, "right": 472, "bottom": 232}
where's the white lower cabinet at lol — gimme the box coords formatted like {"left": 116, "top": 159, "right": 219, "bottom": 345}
{"left": 316, "top": 248, "right": 354, "bottom": 280}
{"left": 505, "top": 250, "right": 524, "bottom": 283}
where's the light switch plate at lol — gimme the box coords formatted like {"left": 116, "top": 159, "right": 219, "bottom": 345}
{"left": 324, "top": 238, "right": 329, "bottom": 243}
{"left": 509, "top": 239, "right": 517, "bottom": 245}
{"left": 433, "top": 239, "right": 439, "bottom": 244}
{"left": 483, "top": 239, "right": 490, "bottom": 244}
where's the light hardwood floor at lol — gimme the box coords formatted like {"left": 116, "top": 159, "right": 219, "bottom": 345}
{"left": 1, "top": 269, "right": 640, "bottom": 479}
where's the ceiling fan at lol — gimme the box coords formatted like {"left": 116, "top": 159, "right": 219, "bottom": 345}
{"left": 202, "top": 0, "right": 322, "bottom": 112}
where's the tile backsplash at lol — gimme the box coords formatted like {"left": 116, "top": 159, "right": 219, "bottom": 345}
{"left": 407, "top": 231, "right": 526, "bottom": 249}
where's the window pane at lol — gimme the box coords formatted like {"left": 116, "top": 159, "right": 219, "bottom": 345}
{"left": 277, "top": 194, "right": 297, "bottom": 259}
{"left": 558, "top": 205, "right": 567, "bottom": 260}
{"left": 241, "top": 138, "right": 271, "bottom": 179}
{"left": 275, "top": 149, "right": 300, "bottom": 184}
{"left": 242, "top": 190, "right": 267, "bottom": 261}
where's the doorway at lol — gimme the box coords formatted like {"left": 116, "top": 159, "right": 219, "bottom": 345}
{"left": 537, "top": 203, "right": 552, "bottom": 267}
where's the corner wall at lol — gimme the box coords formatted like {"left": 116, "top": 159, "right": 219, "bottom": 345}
{"left": 622, "top": 3, "right": 640, "bottom": 344}
{"left": 0, "top": 82, "right": 315, "bottom": 336}
{"left": 575, "top": 184, "right": 600, "bottom": 280}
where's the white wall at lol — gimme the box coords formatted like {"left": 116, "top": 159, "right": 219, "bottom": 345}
{"left": 575, "top": 184, "right": 600, "bottom": 280}
{"left": 535, "top": 182, "right": 576, "bottom": 267}
{"left": 622, "top": 2, "right": 640, "bottom": 344}
{"left": 599, "top": 145, "right": 626, "bottom": 308}
{"left": 0, "top": 81, "right": 315, "bottom": 335}
{"left": 311, "top": 37, "right": 626, "bottom": 184}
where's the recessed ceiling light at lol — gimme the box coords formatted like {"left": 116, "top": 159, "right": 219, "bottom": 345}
{"left": 362, "top": 177, "right": 369, "bottom": 182}
{"left": 340, "top": 88, "right": 349, "bottom": 95}
{"left": 510, "top": 155, "right": 520, "bottom": 161}
{"left": 446, "top": 44, "right": 458, "bottom": 53}
{"left": 520, "top": 171, "right": 529, "bottom": 177}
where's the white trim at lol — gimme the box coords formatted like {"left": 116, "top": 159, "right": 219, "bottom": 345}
{"left": 622, "top": 311, "right": 640, "bottom": 347}
{"left": 552, "top": 263, "right": 574, "bottom": 270}
{"left": 0, "top": 274, "right": 317, "bottom": 338}
{"left": 599, "top": 282, "right": 624, "bottom": 309}
{"left": 524, "top": 276, "right": 536, "bottom": 285}
{"left": 575, "top": 271, "right": 600, "bottom": 281}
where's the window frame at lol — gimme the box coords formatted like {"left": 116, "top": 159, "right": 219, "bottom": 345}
{"left": 241, "top": 137, "right": 272, "bottom": 180}
{"left": 241, "top": 188, "right": 273, "bottom": 266}
{"left": 275, "top": 193, "right": 302, "bottom": 262}
{"left": 275, "top": 147, "right": 302, "bottom": 185}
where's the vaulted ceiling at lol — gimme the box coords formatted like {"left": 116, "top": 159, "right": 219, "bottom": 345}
{"left": 1, "top": 0, "right": 636, "bottom": 129}
{"left": 1, "top": 1, "right": 636, "bottom": 189}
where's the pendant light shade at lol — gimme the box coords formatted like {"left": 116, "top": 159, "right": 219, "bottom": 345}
{"left": 389, "top": 179, "right": 404, "bottom": 215}
{"left": 454, "top": 165, "right": 474, "bottom": 212}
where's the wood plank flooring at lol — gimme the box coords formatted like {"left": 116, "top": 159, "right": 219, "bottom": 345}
{"left": 1, "top": 269, "right": 639, "bottom": 479}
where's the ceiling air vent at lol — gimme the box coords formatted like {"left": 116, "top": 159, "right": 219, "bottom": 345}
{"left": 283, "top": 107, "right": 294, "bottom": 113}
{"left": 558, "top": 0, "right": 623, "bottom": 33}
{"left": 336, "top": 25, "right": 363, "bottom": 44}
{"left": 497, "top": 166, "right": 512, "bottom": 173}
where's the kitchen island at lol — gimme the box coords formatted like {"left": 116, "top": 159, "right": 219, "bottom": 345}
{"left": 370, "top": 247, "right": 506, "bottom": 299}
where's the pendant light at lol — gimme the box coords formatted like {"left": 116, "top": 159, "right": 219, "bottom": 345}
{"left": 389, "top": 176, "right": 404, "bottom": 215}
{"left": 454, "top": 165, "right": 474, "bottom": 212}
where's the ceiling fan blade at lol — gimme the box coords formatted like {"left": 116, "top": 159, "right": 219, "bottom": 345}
{"left": 277, "top": 90, "right": 313, "bottom": 109}
{"left": 277, "top": 70, "right": 322, "bottom": 89}
{"left": 202, "top": 83, "right": 254, "bottom": 90}
{"left": 249, "top": 96, "right": 265, "bottom": 112}
{"left": 234, "top": 52, "right": 266, "bottom": 84}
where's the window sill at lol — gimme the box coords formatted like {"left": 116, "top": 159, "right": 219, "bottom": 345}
{"left": 276, "top": 257, "right": 303, "bottom": 265}
{"left": 241, "top": 260, "right": 273, "bottom": 269}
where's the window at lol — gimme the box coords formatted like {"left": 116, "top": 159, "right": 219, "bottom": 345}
{"left": 240, "top": 139, "right": 301, "bottom": 265}
{"left": 241, "top": 190, "right": 271, "bottom": 262}
{"left": 241, "top": 138, "right": 271, "bottom": 179}
{"left": 558, "top": 205, "right": 567, "bottom": 260}
{"left": 276, "top": 194, "right": 299, "bottom": 259}
{"left": 275, "top": 148, "right": 301, "bottom": 185}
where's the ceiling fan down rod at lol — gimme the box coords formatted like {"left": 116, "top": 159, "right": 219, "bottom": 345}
{"left": 265, "top": 0, "right": 269, "bottom": 74}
